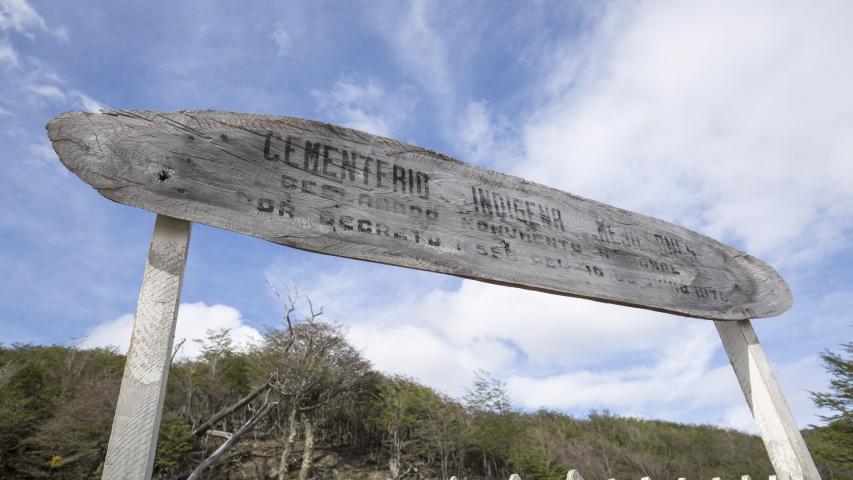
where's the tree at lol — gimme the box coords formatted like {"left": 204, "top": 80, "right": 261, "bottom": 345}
{"left": 187, "top": 328, "right": 252, "bottom": 430}
{"left": 463, "top": 370, "right": 518, "bottom": 478}
{"left": 421, "top": 392, "right": 467, "bottom": 480}
{"left": 464, "top": 370, "right": 512, "bottom": 416}
{"left": 254, "top": 292, "right": 372, "bottom": 480}
{"left": 809, "top": 342, "right": 852, "bottom": 475}
{"left": 374, "top": 375, "right": 432, "bottom": 479}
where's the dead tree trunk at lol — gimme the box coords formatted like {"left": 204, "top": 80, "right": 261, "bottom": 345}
{"left": 278, "top": 406, "right": 298, "bottom": 480}
{"left": 186, "top": 401, "right": 275, "bottom": 480}
{"left": 389, "top": 428, "right": 402, "bottom": 480}
{"left": 193, "top": 379, "right": 272, "bottom": 436}
{"left": 298, "top": 413, "right": 314, "bottom": 480}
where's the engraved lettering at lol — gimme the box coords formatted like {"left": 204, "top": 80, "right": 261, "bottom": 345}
{"left": 322, "top": 145, "right": 338, "bottom": 178}
{"left": 304, "top": 141, "right": 321, "bottom": 171}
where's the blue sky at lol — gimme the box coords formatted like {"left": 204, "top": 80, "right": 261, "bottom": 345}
{"left": 2, "top": 0, "right": 852, "bottom": 433}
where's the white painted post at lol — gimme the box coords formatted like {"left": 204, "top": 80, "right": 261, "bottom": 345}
{"left": 567, "top": 469, "right": 584, "bottom": 480}
{"left": 509, "top": 474, "right": 522, "bottom": 480}
{"left": 743, "top": 475, "right": 753, "bottom": 480}
{"left": 102, "top": 215, "right": 192, "bottom": 479}
{"left": 715, "top": 320, "right": 821, "bottom": 480}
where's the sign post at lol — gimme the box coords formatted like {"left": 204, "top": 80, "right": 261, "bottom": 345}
{"left": 102, "top": 214, "right": 191, "bottom": 480}
{"left": 715, "top": 320, "right": 821, "bottom": 480}
{"left": 46, "top": 110, "right": 819, "bottom": 479}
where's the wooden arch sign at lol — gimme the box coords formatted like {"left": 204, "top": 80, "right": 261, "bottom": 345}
{"left": 47, "top": 110, "right": 789, "bottom": 320}
{"left": 46, "top": 110, "right": 818, "bottom": 480}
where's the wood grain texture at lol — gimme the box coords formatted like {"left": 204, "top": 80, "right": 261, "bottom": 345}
{"left": 102, "top": 214, "right": 191, "bottom": 480}
{"left": 46, "top": 110, "right": 791, "bottom": 320}
{"left": 715, "top": 320, "right": 821, "bottom": 480}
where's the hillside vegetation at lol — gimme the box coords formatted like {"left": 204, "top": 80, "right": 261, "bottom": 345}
{"left": 0, "top": 311, "right": 848, "bottom": 479}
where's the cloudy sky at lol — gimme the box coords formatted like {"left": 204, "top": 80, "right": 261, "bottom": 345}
{"left": 2, "top": 0, "right": 851, "bottom": 433}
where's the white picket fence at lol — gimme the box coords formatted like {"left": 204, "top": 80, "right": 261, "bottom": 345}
{"left": 448, "top": 472, "right": 780, "bottom": 480}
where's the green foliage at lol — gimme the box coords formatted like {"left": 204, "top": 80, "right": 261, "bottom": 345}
{"left": 464, "top": 371, "right": 519, "bottom": 478}
{"left": 502, "top": 410, "right": 775, "bottom": 480}
{"left": 0, "top": 345, "right": 123, "bottom": 478}
{"left": 464, "top": 370, "right": 512, "bottom": 415}
{"left": 3, "top": 333, "right": 849, "bottom": 479}
{"left": 808, "top": 342, "right": 853, "bottom": 478}
{"left": 812, "top": 342, "right": 853, "bottom": 422}
{"left": 154, "top": 412, "right": 195, "bottom": 479}
{"left": 0, "top": 362, "right": 40, "bottom": 471}
{"left": 189, "top": 328, "right": 252, "bottom": 411}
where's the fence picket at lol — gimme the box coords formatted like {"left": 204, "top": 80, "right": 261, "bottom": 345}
{"left": 502, "top": 469, "right": 776, "bottom": 479}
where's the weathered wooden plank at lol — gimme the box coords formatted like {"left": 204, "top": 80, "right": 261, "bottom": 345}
{"left": 102, "top": 214, "right": 191, "bottom": 480}
{"left": 46, "top": 110, "right": 791, "bottom": 320}
{"left": 715, "top": 320, "right": 821, "bottom": 480}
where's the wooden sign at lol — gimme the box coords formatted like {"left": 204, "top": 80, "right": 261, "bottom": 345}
{"left": 46, "top": 110, "right": 791, "bottom": 320}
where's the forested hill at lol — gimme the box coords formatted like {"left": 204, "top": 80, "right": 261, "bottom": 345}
{"left": 0, "top": 324, "right": 846, "bottom": 479}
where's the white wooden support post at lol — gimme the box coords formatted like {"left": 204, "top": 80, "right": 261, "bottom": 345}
{"left": 566, "top": 470, "right": 584, "bottom": 480}
{"left": 102, "top": 215, "right": 192, "bottom": 479}
{"left": 715, "top": 320, "right": 821, "bottom": 480}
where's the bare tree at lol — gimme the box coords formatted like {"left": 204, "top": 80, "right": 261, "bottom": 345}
{"left": 186, "top": 400, "right": 277, "bottom": 480}
{"left": 256, "top": 294, "right": 371, "bottom": 480}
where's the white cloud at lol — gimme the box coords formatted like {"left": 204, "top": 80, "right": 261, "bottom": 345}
{"left": 0, "top": 1, "right": 102, "bottom": 116}
{"left": 379, "top": 0, "right": 453, "bottom": 110}
{"left": 311, "top": 79, "right": 416, "bottom": 137}
{"left": 347, "top": 324, "right": 479, "bottom": 396}
{"left": 453, "top": 100, "right": 522, "bottom": 169}
{"left": 506, "top": 326, "right": 738, "bottom": 413}
{"left": 80, "top": 302, "right": 262, "bottom": 361}
{"left": 774, "top": 355, "right": 831, "bottom": 427}
{"left": 268, "top": 259, "right": 731, "bottom": 412}
{"left": 71, "top": 90, "right": 105, "bottom": 112}
{"left": 456, "top": 101, "right": 495, "bottom": 159}
{"left": 0, "top": 0, "right": 67, "bottom": 40}
{"left": 810, "top": 290, "right": 853, "bottom": 335}
{"left": 266, "top": 241, "right": 830, "bottom": 431}
{"left": 271, "top": 23, "right": 291, "bottom": 56}
{"left": 723, "top": 405, "right": 756, "bottom": 433}
{"left": 23, "top": 83, "right": 105, "bottom": 110}
{"left": 520, "top": 0, "right": 853, "bottom": 268}
{"left": 262, "top": 0, "right": 851, "bottom": 433}
{"left": 0, "top": 38, "right": 17, "bottom": 66}
{"left": 27, "top": 83, "right": 64, "bottom": 101}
